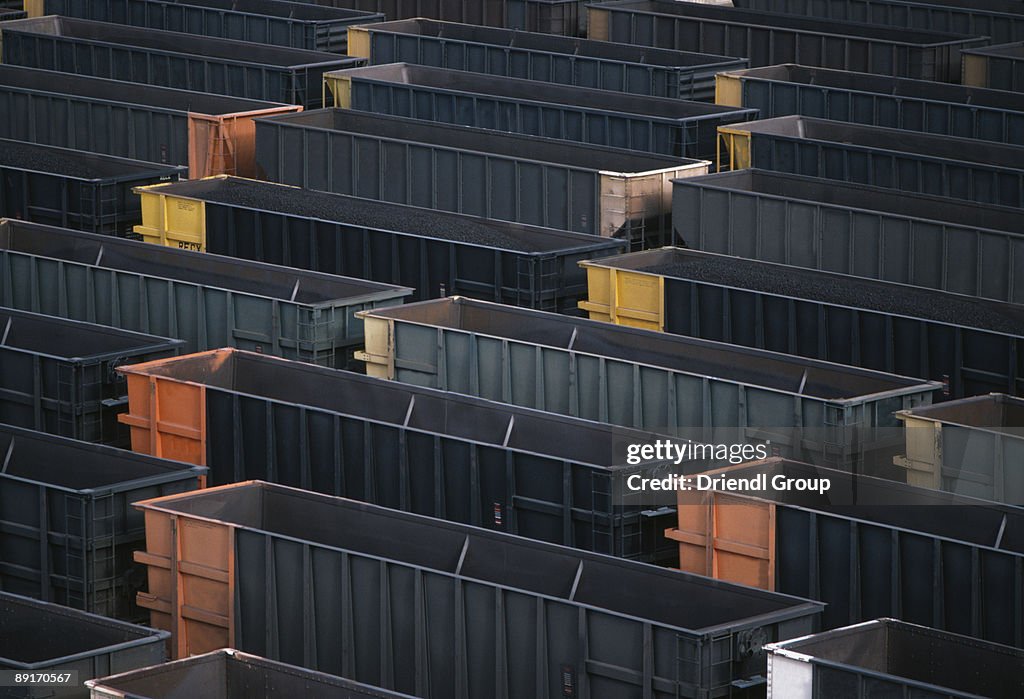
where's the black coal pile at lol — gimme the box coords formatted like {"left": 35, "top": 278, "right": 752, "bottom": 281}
{"left": 0, "top": 141, "right": 104, "bottom": 179}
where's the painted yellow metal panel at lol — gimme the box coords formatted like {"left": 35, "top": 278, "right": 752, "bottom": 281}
{"left": 322, "top": 72, "right": 352, "bottom": 109}
{"left": 578, "top": 262, "right": 663, "bottom": 331}
{"left": 134, "top": 180, "right": 209, "bottom": 252}
{"left": 587, "top": 7, "right": 610, "bottom": 41}
{"left": 893, "top": 415, "right": 942, "bottom": 490}
{"left": 717, "top": 125, "right": 752, "bottom": 171}
{"left": 578, "top": 265, "right": 614, "bottom": 322}
{"left": 346, "top": 25, "right": 371, "bottom": 59}
{"left": 354, "top": 313, "right": 394, "bottom": 379}
{"left": 612, "top": 268, "right": 663, "bottom": 330}
{"left": 715, "top": 72, "right": 744, "bottom": 107}
{"left": 962, "top": 53, "right": 989, "bottom": 87}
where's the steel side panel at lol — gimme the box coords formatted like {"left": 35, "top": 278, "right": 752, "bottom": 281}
{"left": 937, "top": 423, "right": 1024, "bottom": 504}
{"left": 732, "top": 74, "right": 1024, "bottom": 147}
{"left": 0, "top": 87, "right": 189, "bottom": 167}
{"left": 769, "top": 503, "right": 1024, "bottom": 645}
{"left": 189, "top": 195, "right": 621, "bottom": 313}
{"left": 594, "top": 4, "right": 980, "bottom": 81}
{"left": 380, "top": 321, "right": 929, "bottom": 468}
{"left": 746, "top": 132, "right": 1024, "bottom": 208}
{"left": 197, "top": 386, "right": 661, "bottom": 561}
{"left": 0, "top": 246, "right": 400, "bottom": 367}
{"left": 0, "top": 29, "right": 352, "bottom": 108}
{"left": 735, "top": 0, "right": 1024, "bottom": 45}
{"left": 0, "top": 596, "right": 168, "bottom": 693}
{"left": 671, "top": 181, "right": 1024, "bottom": 304}
{"left": 360, "top": 28, "right": 742, "bottom": 100}
{"left": 0, "top": 160, "right": 181, "bottom": 237}
{"left": 224, "top": 525, "right": 802, "bottom": 697}
{"left": 342, "top": 77, "right": 743, "bottom": 159}
{"left": 661, "top": 276, "right": 1024, "bottom": 400}
{"left": 39, "top": 0, "right": 373, "bottom": 52}
{"left": 984, "top": 54, "right": 1024, "bottom": 93}
{"left": 0, "top": 471, "right": 202, "bottom": 621}
{"left": 256, "top": 121, "right": 617, "bottom": 236}
{"left": 0, "top": 335, "right": 180, "bottom": 445}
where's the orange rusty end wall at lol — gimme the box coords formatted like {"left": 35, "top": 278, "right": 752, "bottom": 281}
{"left": 188, "top": 105, "right": 302, "bottom": 179}
{"left": 133, "top": 491, "right": 237, "bottom": 659}
{"left": 665, "top": 490, "right": 776, "bottom": 590}
{"left": 118, "top": 355, "right": 209, "bottom": 466}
